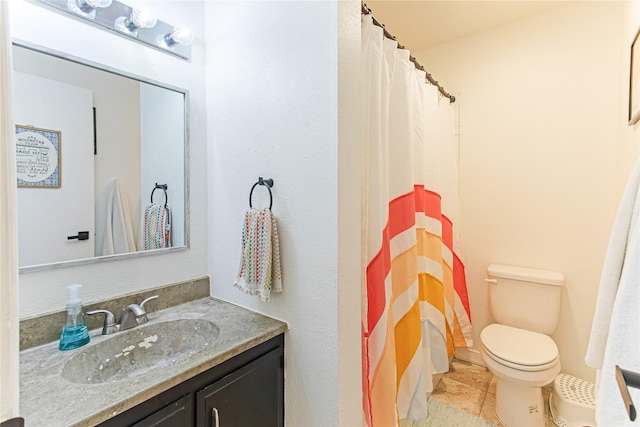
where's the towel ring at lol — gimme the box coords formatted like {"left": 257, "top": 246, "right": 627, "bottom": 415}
{"left": 151, "top": 183, "right": 168, "bottom": 208}
{"left": 249, "top": 177, "right": 274, "bottom": 210}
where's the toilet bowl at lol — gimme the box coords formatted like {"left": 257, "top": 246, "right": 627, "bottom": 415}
{"left": 481, "top": 323, "right": 561, "bottom": 427}
{"left": 481, "top": 264, "right": 565, "bottom": 427}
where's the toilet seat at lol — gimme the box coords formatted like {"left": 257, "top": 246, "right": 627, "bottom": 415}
{"left": 481, "top": 324, "right": 559, "bottom": 372}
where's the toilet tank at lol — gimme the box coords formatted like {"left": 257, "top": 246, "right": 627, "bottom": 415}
{"left": 487, "top": 264, "right": 565, "bottom": 335}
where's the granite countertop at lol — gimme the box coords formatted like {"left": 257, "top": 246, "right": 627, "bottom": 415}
{"left": 20, "top": 297, "right": 288, "bottom": 427}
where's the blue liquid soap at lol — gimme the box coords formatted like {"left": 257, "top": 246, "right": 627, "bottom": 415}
{"left": 59, "top": 284, "right": 90, "bottom": 351}
{"left": 59, "top": 322, "right": 90, "bottom": 351}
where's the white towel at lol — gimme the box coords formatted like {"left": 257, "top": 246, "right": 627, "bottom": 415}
{"left": 585, "top": 160, "right": 640, "bottom": 426}
{"left": 99, "top": 178, "right": 136, "bottom": 256}
{"left": 234, "top": 208, "right": 282, "bottom": 302}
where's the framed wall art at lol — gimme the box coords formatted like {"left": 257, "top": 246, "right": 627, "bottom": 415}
{"left": 629, "top": 29, "right": 640, "bottom": 125}
{"left": 15, "top": 125, "right": 62, "bottom": 188}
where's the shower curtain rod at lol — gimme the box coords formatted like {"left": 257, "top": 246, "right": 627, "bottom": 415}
{"left": 361, "top": 3, "right": 456, "bottom": 103}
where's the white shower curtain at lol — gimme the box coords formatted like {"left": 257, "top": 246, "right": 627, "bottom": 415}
{"left": 361, "top": 16, "right": 472, "bottom": 426}
{"left": 0, "top": 0, "right": 20, "bottom": 420}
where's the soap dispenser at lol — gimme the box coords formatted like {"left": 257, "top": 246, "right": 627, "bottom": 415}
{"left": 59, "top": 284, "right": 90, "bottom": 351}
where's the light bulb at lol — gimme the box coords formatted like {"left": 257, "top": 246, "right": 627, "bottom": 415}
{"left": 162, "top": 26, "right": 193, "bottom": 47}
{"left": 115, "top": 8, "right": 157, "bottom": 36}
{"left": 67, "top": 0, "right": 112, "bottom": 19}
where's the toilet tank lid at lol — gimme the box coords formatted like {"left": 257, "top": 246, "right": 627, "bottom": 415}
{"left": 487, "top": 264, "right": 565, "bottom": 286}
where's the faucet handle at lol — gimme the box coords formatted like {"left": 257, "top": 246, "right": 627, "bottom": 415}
{"left": 87, "top": 309, "right": 119, "bottom": 335}
{"left": 118, "top": 295, "right": 159, "bottom": 331}
{"left": 140, "top": 295, "right": 159, "bottom": 312}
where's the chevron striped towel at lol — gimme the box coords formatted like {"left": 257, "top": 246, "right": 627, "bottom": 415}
{"left": 143, "top": 203, "right": 170, "bottom": 250}
{"left": 234, "top": 208, "right": 282, "bottom": 302}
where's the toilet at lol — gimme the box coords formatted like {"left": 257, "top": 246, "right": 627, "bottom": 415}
{"left": 480, "top": 264, "right": 565, "bottom": 427}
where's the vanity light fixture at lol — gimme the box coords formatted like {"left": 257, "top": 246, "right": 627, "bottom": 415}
{"left": 160, "top": 26, "right": 194, "bottom": 48}
{"left": 36, "top": 0, "right": 192, "bottom": 60}
{"left": 115, "top": 8, "right": 157, "bottom": 36}
{"left": 67, "top": 0, "right": 112, "bottom": 19}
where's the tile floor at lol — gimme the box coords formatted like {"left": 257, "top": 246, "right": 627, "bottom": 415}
{"left": 407, "top": 358, "right": 556, "bottom": 427}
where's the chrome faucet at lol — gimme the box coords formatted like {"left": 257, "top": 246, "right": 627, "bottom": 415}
{"left": 86, "top": 309, "right": 119, "bottom": 335}
{"left": 87, "top": 295, "right": 159, "bottom": 335}
{"left": 120, "top": 295, "right": 158, "bottom": 330}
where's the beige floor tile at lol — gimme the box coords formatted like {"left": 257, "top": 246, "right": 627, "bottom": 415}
{"left": 431, "top": 376, "right": 487, "bottom": 416}
{"left": 488, "top": 376, "right": 497, "bottom": 395}
{"left": 431, "top": 372, "right": 444, "bottom": 393}
{"left": 421, "top": 363, "right": 555, "bottom": 427}
{"left": 445, "top": 359, "right": 493, "bottom": 391}
{"left": 543, "top": 385, "right": 554, "bottom": 427}
{"left": 481, "top": 378, "right": 554, "bottom": 427}
{"left": 400, "top": 418, "right": 414, "bottom": 427}
{"left": 479, "top": 391, "right": 506, "bottom": 427}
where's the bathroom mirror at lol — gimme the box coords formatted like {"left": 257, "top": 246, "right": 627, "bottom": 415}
{"left": 13, "top": 42, "right": 188, "bottom": 271}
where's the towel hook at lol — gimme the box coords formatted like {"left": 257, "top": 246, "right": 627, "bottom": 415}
{"left": 249, "top": 177, "right": 274, "bottom": 210}
{"left": 616, "top": 365, "right": 640, "bottom": 421}
{"left": 151, "top": 183, "right": 168, "bottom": 208}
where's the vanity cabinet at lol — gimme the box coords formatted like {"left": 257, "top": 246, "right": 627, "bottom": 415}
{"left": 98, "top": 334, "right": 284, "bottom": 427}
{"left": 196, "top": 345, "right": 283, "bottom": 426}
{"left": 132, "top": 395, "right": 194, "bottom": 427}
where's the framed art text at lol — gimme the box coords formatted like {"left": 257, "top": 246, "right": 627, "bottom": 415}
{"left": 15, "top": 125, "right": 62, "bottom": 188}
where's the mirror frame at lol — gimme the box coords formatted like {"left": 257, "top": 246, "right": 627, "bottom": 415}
{"left": 14, "top": 39, "right": 191, "bottom": 273}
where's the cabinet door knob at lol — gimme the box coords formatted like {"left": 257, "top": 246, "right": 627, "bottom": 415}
{"left": 212, "top": 407, "right": 219, "bottom": 427}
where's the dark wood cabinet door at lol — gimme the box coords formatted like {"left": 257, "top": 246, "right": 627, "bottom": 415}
{"left": 96, "top": 334, "right": 284, "bottom": 427}
{"left": 196, "top": 347, "right": 283, "bottom": 427}
{"left": 132, "top": 394, "right": 194, "bottom": 427}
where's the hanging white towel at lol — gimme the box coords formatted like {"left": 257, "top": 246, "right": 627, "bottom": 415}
{"left": 234, "top": 208, "right": 282, "bottom": 302}
{"left": 100, "top": 178, "right": 136, "bottom": 256}
{"left": 585, "top": 160, "right": 640, "bottom": 426}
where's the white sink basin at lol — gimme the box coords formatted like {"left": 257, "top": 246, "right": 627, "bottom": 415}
{"left": 61, "top": 319, "right": 219, "bottom": 384}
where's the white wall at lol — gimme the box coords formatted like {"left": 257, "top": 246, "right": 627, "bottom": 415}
{"left": 140, "top": 83, "right": 185, "bottom": 249}
{"left": 337, "top": 1, "right": 363, "bottom": 425}
{"left": 0, "top": 1, "right": 19, "bottom": 418}
{"left": 10, "top": 0, "right": 208, "bottom": 317}
{"left": 416, "top": 2, "right": 626, "bottom": 383}
{"left": 205, "top": 1, "right": 362, "bottom": 426}
{"left": 14, "top": 72, "right": 95, "bottom": 266}
{"left": 619, "top": 2, "right": 640, "bottom": 182}
{"left": 7, "top": 1, "right": 364, "bottom": 425}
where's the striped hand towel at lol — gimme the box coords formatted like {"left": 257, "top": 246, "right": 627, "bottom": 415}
{"left": 143, "top": 203, "right": 171, "bottom": 250}
{"left": 234, "top": 208, "right": 282, "bottom": 302}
